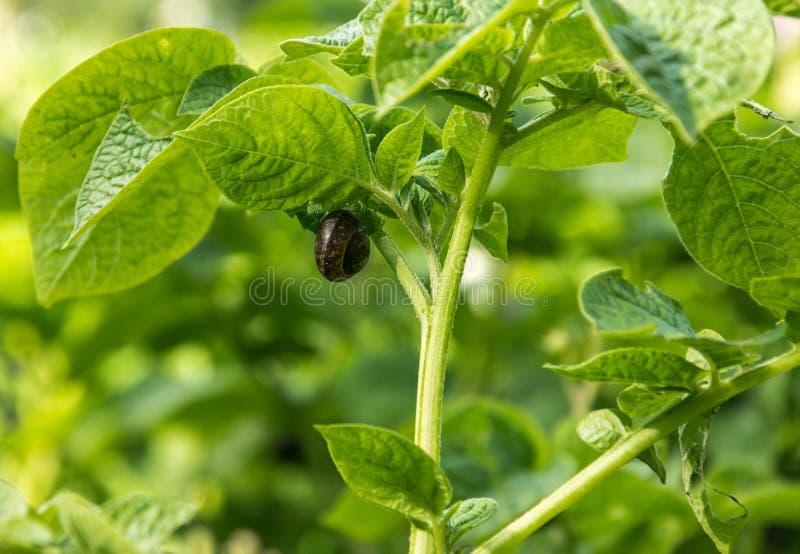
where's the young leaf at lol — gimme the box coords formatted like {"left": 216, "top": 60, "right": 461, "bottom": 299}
{"left": 520, "top": 12, "right": 608, "bottom": 89}
{"left": 580, "top": 268, "right": 694, "bottom": 338}
{"left": 545, "top": 347, "right": 705, "bottom": 389}
{"left": 443, "top": 106, "right": 486, "bottom": 172}
{"left": 177, "top": 85, "right": 374, "bottom": 211}
{"left": 499, "top": 105, "right": 636, "bottom": 169}
{"left": 354, "top": 104, "right": 442, "bottom": 157}
{"left": 373, "top": 0, "right": 527, "bottom": 106}
{"left": 177, "top": 64, "right": 257, "bottom": 115}
{"left": 65, "top": 105, "right": 172, "bottom": 245}
{"left": 680, "top": 415, "right": 747, "bottom": 553}
{"left": 280, "top": 18, "right": 362, "bottom": 58}
{"left": 750, "top": 275, "right": 800, "bottom": 313}
{"left": 316, "top": 424, "right": 452, "bottom": 530}
{"left": 376, "top": 108, "right": 426, "bottom": 190}
{"left": 576, "top": 409, "right": 666, "bottom": 483}
{"left": 663, "top": 118, "right": 800, "bottom": 290}
{"left": 474, "top": 202, "right": 508, "bottom": 262}
{"left": 43, "top": 492, "right": 141, "bottom": 554}
{"left": 331, "top": 36, "right": 372, "bottom": 77}
{"left": 438, "top": 148, "right": 465, "bottom": 197}
{"left": 617, "top": 385, "right": 689, "bottom": 419}
{"left": 103, "top": 495, "right": 197, "bottom": 550}
{"left": 16, "top": 28, "right": 235, "bottom": 306}
{"left": 444, "top": 498, "right": 498, "bottom": 548}
{"left": 585, "top": 0, "right": 774, "bottom": 140}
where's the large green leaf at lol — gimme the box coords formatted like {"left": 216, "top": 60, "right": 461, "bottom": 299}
{"left": 750, "top": 276, "right": 800, "bottom": 312}
{"left": 663, "top": 118, "right": 800, "bottom": 290}
{"left": 679, "top": 415, "right": 747, "bottom": 553}
{"left": 585, "top": 0, "right": 774, "bottom": 140}
{"left": 373, "top": 0, "right": 526, "bottom": 106}
{"left": 316, "top": 424, "right": 452, "bottom": 530}
{"left": 545, "top": 347, "right": 705, "bottom": 389}
{"left": 177, "top": 85, "right": 374, "bottom": 211}
{"left": 16, "top": 28, "right": 235, "bottom": 306}
{"left": 500, "top": 105, "right": 636, "bottom": 169}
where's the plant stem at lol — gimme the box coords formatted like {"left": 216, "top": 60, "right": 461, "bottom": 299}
{"left": 473, "top": 347, "right": 800, "bottom": 553}
{"left": 409, "top": 8, "right": 557, "bottom": 553}
{"left": 373, "top": 229, "right": 431, "bottom": 320}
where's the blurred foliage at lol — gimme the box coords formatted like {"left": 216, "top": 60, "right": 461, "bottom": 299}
{"left": 2, "top": 1, "right": 800, "bottom": 552}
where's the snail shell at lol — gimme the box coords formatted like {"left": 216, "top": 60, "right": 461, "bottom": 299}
{"left": 314, "top": 210, "right": 370, "bottom": 281}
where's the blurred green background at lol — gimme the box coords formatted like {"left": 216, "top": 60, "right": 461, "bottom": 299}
{"left": 3, "top": 1, "right": 800, "bottom": 552}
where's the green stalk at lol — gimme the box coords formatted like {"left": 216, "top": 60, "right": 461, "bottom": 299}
{"left": 474, "top": 348, "right": 800, "bottom": 553}
{"left": 408, "top": 7, "right": 560, "bottom": 553}
{"left": 373, "top": 228, "right": 431, "bottom": 320}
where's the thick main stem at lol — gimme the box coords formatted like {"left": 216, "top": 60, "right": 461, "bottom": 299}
{"left": 474, "top": 348, "right": 800, "bottom": 553}
{"left": 409, "top": 12, "right": 555, "bottom": 554}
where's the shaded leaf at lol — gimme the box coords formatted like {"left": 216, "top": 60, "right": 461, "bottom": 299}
{"left": 428, "top": 89, "right": 493, "bottom": 113}
{"left": 474, "top": 202, "right": 508, "bottom": 262}
{"left": 103, "top": 495, "right": 197, "bottom": 551}
{"left": 177, "top": 64, "right": 257, "bottom": 115}
{"left": 585, "top": 0, "right": 774, "bottom": 140}
{"left": 617, "top": 385, "right": 689, "bottom": 419}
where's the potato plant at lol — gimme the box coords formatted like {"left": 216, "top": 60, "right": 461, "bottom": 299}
{"left": 8, "top": 0, "right": 800, "bottom": 552}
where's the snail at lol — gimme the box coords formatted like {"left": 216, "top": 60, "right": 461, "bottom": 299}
{"left": 314, "top": 210, "right": 370, "bottom": 281}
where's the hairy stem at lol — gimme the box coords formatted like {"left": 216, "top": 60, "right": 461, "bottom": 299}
{"left": 474, "top": 348, "right": 800, "bottom": 553}
{"left": 373, "top": 229, "right": 431, "bottom": 320}
{"left": 409, "top": 7, "right": 558, "bottom": 553}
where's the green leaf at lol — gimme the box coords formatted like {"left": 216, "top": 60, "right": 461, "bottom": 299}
{"left": 580, "top": 268, "right": 694, "bottom": 338}
{"left": 765, "top": 0, "right": 800, "bottom": 16}
{"left": 16, "top": 28, "right": 234, "bottom": 306}
{"left": 0, "top": 518, "right": 52, "bottom": 553}
{"left": 373, "top": 0, "right": 528, "bottom": 106}
{"left": 280, "top": 18, "right": 362, "bottom": 58}
{"left": 44, "top": 492, "right": 141, "bottom": 554}
{"left": 442, "top": 106, "right": 486, "bottom": 172}
{"left": 500, "top": 105, "right": 636, "bottom": 169}
{"left": 663, "top": 118, "right": 800, "bottom": 290}
{"left": 520, "top": 12, "right": 608, "bottom": 88}
{"left": 428, "top": 89, "right": 493, "bottom": 113}
{"left": 617, "top": 385, "right": 689, "bottom": 419}
{"left": 750, "top": 275, "right": 800, "bottom": 312}
{"left": 545, "top": 347, "right": 705, "bottom": 389}
{"left": 679, "top": 415, "right": 747, "bottom": 553}
{"left": 676, "top": 335, "right": 758, "bottom": 370}
{"left": 354, "top": 104, "right": 442, "bottom": 157}
{"left": 576, "top": 409, "right": 666, "bottom": 482}
{"left": 194, "top": 75, "right": 298, "bottom": 124}
{"left": 316, "top": 424, "right": 452, "bottom": 530}
{"left": 0, "top": 481, "right": 28, "bottom": 523}
{"left": 103, "top": 495, "right": 197, "bottom": 551}
{"left": 177, "top": 85, "right": 374, "bottom": 212}
{"left": 444, "top": 498, "right": 498, "bottom": 548}
{"left": 331, "top": 36, "right": 372, "bottom": 77}
{"left": 474, "top": 202, "right": 508, "bottom": 262}
{"left": 322, "top": 490, "right": 405, "bottom": 543}
{"left": 65, "top": 105, "right": 172, "bottom": 246}
{"left": 259, "top": 56, "right": 334, "bottom": 85}
{"left": 585, "top": 0, "right": 775, "bottom": 140}
{"left": 376, "top": 108, "right": 426, "bottom": 190}
{"left": 177, "top": 64, "right": 257, "bottom": 115}
{"left": 438, "top": 148, "right": 465, "bottom": 196}
{"left": 539, "top": 67, "right": 669, "bottom": 120}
